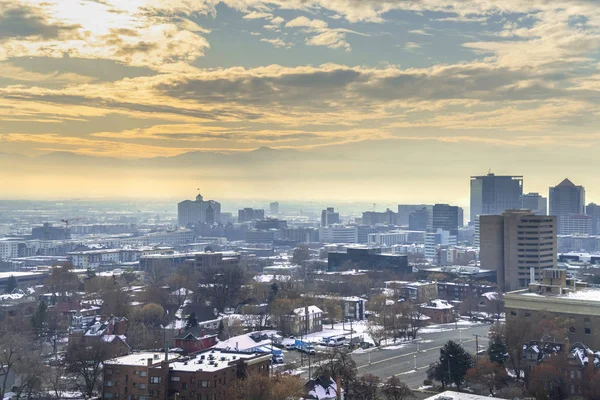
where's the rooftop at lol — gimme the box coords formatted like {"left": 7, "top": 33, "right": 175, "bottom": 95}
{"left": 104, "top": 352, "right": 180, "bottom": 366}
{"left": 424, "top": 391, "right": 504, "bottom": 400}
{"left": 169, "top": 350, "right": 269, "bottom": 373}
{"left": 512, "top": 288, "right": 600, "bottom": 302}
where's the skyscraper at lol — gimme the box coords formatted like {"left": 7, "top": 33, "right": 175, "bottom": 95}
{"left": 397, "top": 204, "right": 428, "bottom": 226}
{"left": 549, "top": 178, "right": 585, "bottom": 234}
{"left": 321, "top": 207, "right": 340, "bottom": 227}
{"left": 470, "top": 173, "right": 523, "bottom": 224}
{"left": 480, "top": 210, "right": 556, "bottom": 291}
{"left": 270, "top": 201, "right": 279, "bottom": 215}
{"left": 432, "top": 204, "right": 462, "bottom": 236}
{"left": 586, "top": 203, "right": 600, "bottom": 235}
{"left": 177, "top": 193, "right": 221, "bottom": 226}
{"left": 523, "top": 192, "right": 547, "bottom": 215}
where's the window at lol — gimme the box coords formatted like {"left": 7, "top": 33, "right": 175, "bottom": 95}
{"left": 105, "top": 381, "right": 113, "bottom": 387}
{"left": 570, "top": 327, "right": 576, "bottom": 333}
{"left": 584, "top": 317, "right": 590, "bottom": 323}
{"left": 104, "top": 394, "right": 114, "bottom": 399}
{"left": 181, "top": 383, "right": 187, "bottom": 390}
{"left": 200, "top": 381, "right": 210, "bottom": 388}
{"left": 139, "top": 384, "right": 146, "bottom": 390}
{"left": 106, "top": 369, "right": 113, "bottom": 375}
{"left": 510, "top": 311, "right": 517, "bottom": 316}
{"left": 140, "top": 371, "right": 147, "bottom": 377}
{"left": 585, "top": 328, "right": 592, "bottom": 335}
{"left": 133, "top": 370, "right": 139, "bottom": 375}
{"left": 150, "top": 377, "right": 161, "bottom": 384}
{"left": 170, "top": 376, "right": 180, "bottom": 382}
{"left": 139, "top": 397, "right": 147, "bottom": 400}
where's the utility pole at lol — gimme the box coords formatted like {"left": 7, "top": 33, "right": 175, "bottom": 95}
{"left": 473, "top": 334, "right": 481, "bottom": 361}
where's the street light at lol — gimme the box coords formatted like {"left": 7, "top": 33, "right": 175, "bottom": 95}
{"left": 414, "top": 354, "right": 417, "bottom": 371}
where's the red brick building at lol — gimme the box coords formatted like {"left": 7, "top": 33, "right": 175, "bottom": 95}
{"left": 102, "top": 349, "right": 271, "bottom": 400}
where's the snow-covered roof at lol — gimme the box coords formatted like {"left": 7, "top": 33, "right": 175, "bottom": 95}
{"left": 292, "top": 305, "right": 323, "bottom": 316}
{"left": 424, "top": 391, "right": 504, "bottom": 400}
{"left": 481, "top": 292, "right": 499, "bottom": 301}
{"left": 171, "top": 288, "right": 194, "bottom": 296}
{"left": 104, "top": 352, "right": 180, "bottom": 366}
{"left": 421, "top": 299, "right": 453, "bottom": 310}
{"left": 170, "top": 350, "right": 270, "bottom": 372}
{"left": 307, "top": 377, "right": 341, "bottom": 400}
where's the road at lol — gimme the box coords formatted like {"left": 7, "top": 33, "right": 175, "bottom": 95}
{"left": 350, "top": 323, "right": 492, "bottom": 388}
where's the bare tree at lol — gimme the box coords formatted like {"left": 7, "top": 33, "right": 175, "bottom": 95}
{"left": 66, "top": 341, "right": 111, "bottom": 397}
{"left": 465, "top": 357, "right": 509, "bottom": 396}
{"left": 381, "top": 376, "right": 413, "bottom": 400}
{"left": 199, "top": 262, "right": 247, "bottom": 311}
{"left": 0, "top": 327, "right": 29, "bottom": 399}
{"left": 351, "top": 374, "right": 380, "bottom": 400}
{"left": 323, "top": 299, "right": 343, "bottom": 329}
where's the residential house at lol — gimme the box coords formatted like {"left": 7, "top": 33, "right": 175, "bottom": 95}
{"left": 280, "top": 306, "right": 323, "bottom": 336}
{"left": 419, "top": 300, "right": 455, "bottom": 324}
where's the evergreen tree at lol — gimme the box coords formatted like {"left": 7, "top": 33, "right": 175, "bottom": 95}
{"left": 186, "top": 312, "right": 198, "bottom": 329}
{"left": 5, "top": 275, "right": 17, "bottom": 293}
{"left": 428, "top": 340, "right": 474, "bottom": 389}
{"left": 31, "top": 301, "right": 48, "bottom": 337}
{"left": 487, "top": 334, "right": 508, "bottom": 366}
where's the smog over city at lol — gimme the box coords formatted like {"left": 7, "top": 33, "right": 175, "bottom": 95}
{"left": 1, "top": 1, "right": 600, "bottom": 399}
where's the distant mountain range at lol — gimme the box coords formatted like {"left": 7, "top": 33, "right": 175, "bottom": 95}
{"left": 0, "top": 147, "right": 337, "bottom": 168}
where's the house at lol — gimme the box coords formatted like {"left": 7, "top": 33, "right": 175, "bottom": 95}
{"left": 419, "top": 299, "right": 455, "bottom": 324}
{"left": 305, "top": 374, "right": 343, "bottom": 400}
{"left": 280, "top": 306, "right": 323, "bottom": 336}
{"left": 302, "top": 294, "right": 367, "bottom": 321}
{"left": 172, "top": 327, "right": 218, "bottom": 354}
{"left": 0, "top": 291, "right": 37, "bottom": 321}
{"left": 68, "top": 314, "right": 130, "bottom": 358}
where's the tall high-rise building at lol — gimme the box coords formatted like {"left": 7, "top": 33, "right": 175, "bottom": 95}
{"left": 408, "top": 207, "right": 429, "bottom": 231}
{"left": 470, "top": 173, "right": 523, "bottom": 224}
{"left": 362, "top": 209, "right": 397, "bottom": 226}
{"left": 237, "top": 208, "right": 265, "bottom": 223}
{"left": 177, "top": 193, "right": 221, "bottom": 226}
{"left": 586, "top": 203, "right": 600, "bottom": 235}
{"left": 480, "top": 210, "right": 556, "bottom": 291}
{"left": 549, "top": 178, "right": 585, "bottom": 234}
{"left": 523, "top": 192, "right": 547, "bottom": 215}
{"left": 270, "top": 201, "right": 279, "bottom": 215}
{"left": 397, "top": 204, "right": 427, "bottom": 226}
{"left": 321, "top": 207, "right": 340, "bottom": 227}
{"left": 432, "top": 204, "right": 462, "bottom": 236}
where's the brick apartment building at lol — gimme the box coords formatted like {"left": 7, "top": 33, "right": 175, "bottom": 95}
{"left": 102, "top": 350, "right": 270, "bottom": 400}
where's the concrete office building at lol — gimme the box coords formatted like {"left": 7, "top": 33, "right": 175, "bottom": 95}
{"left": 505, "top": 269, "right": 600, "bottom": 349}
{"left": 480, "top": 210, "right": 557, "bottom": 291}
{"left": 523, "top": 192, "right": 547, "bottom": 215}
{"left": 321, "top": 207, "right": 340, "bottom": 227}
{"left": 586, "top": 203, "right": 600, "bottom": 235}
{"left": 269, "top": 201, "right": 279, "bottom": 215}
{"left": 319, "top": 225, "right": 358, "bottom": 243}
{"left": 178, "top": 193, "right": 221, "bottom": 226}
{"left": 409, "top": 206, "right": 433, "bottom": 231}
{"left": 362, "top": 209, "right": 397, "bottom": 226}
{"left": 432, "top": 204, "right": 463, "bottom": 236}
{"left": 561, "top": 214, "right": 593, "bottom": 235}
{"left": 424, "top": 229, "right": 457, "bottom": 260}
{"left": 237, "top": 208, "right": 265, "bottom": 223}
{"left": 470, "top": 173, "right": 523, "bottom": 224}
{"left": 328, "top": 247, "right": 410, "bottom": 273}
{"left": 549, "top": 178, "right": 585, "bottom": 234}
{"left": 397, "top": 204, "right": 429, "bottom": 226}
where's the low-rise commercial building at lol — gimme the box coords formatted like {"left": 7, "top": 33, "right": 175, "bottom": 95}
{"left": 505, "top": 268, "right": 600, "bottom": 348}
{"left": 328, "top": 247, "right": 410, "bottom": 273}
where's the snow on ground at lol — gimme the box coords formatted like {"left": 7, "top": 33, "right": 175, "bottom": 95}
{"left": 303, "top": 320, "right": 369, "bottom": 343}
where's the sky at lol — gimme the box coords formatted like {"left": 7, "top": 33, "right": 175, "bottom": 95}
{"left": 2, "top": 0, "right": 600, "bottom": 204}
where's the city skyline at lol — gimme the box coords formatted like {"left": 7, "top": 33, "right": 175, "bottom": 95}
{"left": 2, "top": 1, "right": 600, "bottom": 200}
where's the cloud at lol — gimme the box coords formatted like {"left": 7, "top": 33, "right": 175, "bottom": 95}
{"left": 0, "top": 3, "right": 81, "bottom": 40}
{"left": 260, "top": 38, "right": 291, "bottom": 48}
{"left": 243, "top": 11, "right": 273, "bottom": 19}
{"left": 285, "top": 16, "right": 353, "bottom": 50}
{"left": 409, "top": 29, "right": 432, "bottom": 36}
{"left": 404, "top": 42, "right": 421, "bottom": 51}
{"left": 286, "top": 16, "right": 328, "bottom": 29}
{"left": 306, "top": 31, "right": 350, "bottom": 51}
